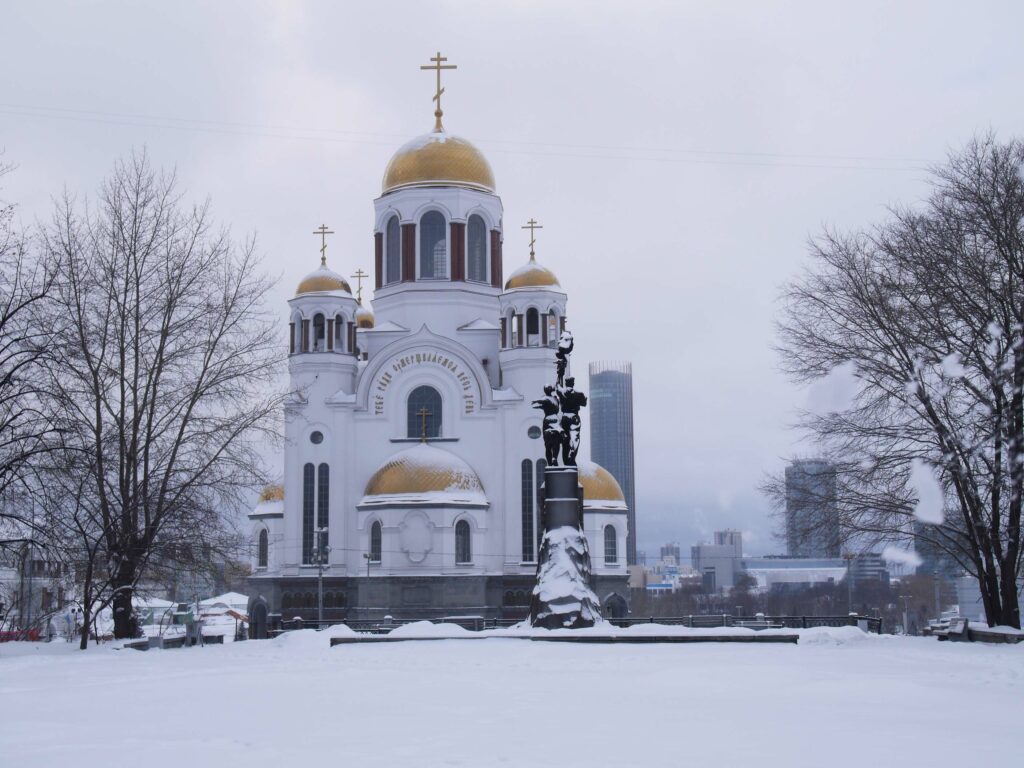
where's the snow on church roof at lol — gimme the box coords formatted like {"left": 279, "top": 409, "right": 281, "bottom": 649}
{"left": 504, "top": 257, "right": 560, "bottom": 290}
{"left": 361, "top": 443, "right": 487, "bottom": 506}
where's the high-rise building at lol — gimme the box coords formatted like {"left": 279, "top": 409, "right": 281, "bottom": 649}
{"left": 691, "top": 529, "right": 743, "bottom": 592}
{"left": 589, "top": 361, "right": 637, "bottom": 564}
{"left": 784, "top": 459, "right": 841, "bottom": 558}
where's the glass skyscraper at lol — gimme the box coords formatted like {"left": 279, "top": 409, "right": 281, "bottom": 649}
{"left": 589, "top": 361, "right": 637, "bottom": 564}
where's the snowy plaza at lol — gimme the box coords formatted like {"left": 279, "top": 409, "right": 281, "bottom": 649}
{"left": 1, "top": 627, "right": 1021, "bottom": 767}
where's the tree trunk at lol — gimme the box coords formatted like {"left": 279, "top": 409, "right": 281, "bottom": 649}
{"left": 111, "top": 572, "right": 136, "bottom": 639}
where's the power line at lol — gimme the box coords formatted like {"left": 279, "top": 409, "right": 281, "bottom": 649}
{"left": 0, "top": 102, "right": 928, "bottom": 172}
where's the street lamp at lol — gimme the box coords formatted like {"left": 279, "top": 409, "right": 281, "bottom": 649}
{"left": 312, "top": 527, "right": 330, "bottom": 628}
{"left": 899, "top": 594, "right": 912, "bottom": 635}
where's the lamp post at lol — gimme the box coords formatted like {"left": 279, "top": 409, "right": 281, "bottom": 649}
{"left": 843, "top": 552, "right": 855, "bottom": 615}
{"left": 899, "top": 594, "right": 912, "bottom": 635}
{"left": 313, "top": 527, "right": 330, "bottom": 628}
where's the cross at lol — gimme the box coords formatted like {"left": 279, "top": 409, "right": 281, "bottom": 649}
{"left": 351, "top": 268, "right": 369, "bottom": 302}
{"left": 417, "top": 407, "right": 432, "bottom": 442}
{"left": 312, "top": 224, "right": 334, "bottom": 267}
{"left": 420, "top": 51, "right": 457, "bottom": 132}
{"left": 521, "top": 218, "right": 543, "bottom": 260}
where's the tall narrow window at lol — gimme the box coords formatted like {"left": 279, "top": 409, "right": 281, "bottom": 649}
{"left": 455, "top": 520, "right": 472, "bottom": 564}
{"left": 521, "top": 459, "right": 534, "bottom": 562}
{"left": 604, "top": 525, "right": 618, "bottom": 565}
{"left": 302, "top": 463, "right": 315, "bottom": 563}
{"left": 289, "top": 322, "right": 296, "bottom": 354}
{"left": 370, "top": 521, "right": 382, "bottom": 563}
{"left": 419, "top": 211, "right": 447, "bottom": 279}
{"left": 313, "top": 313, "right": 325, "bottom": 351}
{"left": 334, "top": 314, "right": 344, "bottom": 351}
{"left": 317, "top": 463, "right": 329, "bottom": 556}
{"left": 467, "top": 214, "right": 487, "bottom": 282}
{"left": 526, "top": 308, "right": 540, "bottom": 347}
{"left": 386, "top": 215, "right": 401, "bottom": 284}
{"left": 546, "top": 314, "right": 558, "bottom": 346}
{"left": 257, "top": 529, "right": 268, "bottom": 568}
{"left": 535, "top": 459, "right": 546, "bottom": 552}
{"left": 407, "top": 385, "right": 442, "bottom": 438}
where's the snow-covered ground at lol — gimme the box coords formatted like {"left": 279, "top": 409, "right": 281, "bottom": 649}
{"left": 1, "top": 626, "right": 1021, "bottom": 767}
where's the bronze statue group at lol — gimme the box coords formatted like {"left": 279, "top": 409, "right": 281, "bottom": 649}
{"left": 532, "top": 331, "right": 588, "bottom": 467}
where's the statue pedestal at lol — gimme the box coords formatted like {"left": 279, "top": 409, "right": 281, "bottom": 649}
{"left": 529, "top": 465, "right": 602, "bottom": 629}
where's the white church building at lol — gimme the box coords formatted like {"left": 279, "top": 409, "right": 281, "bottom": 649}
{"left": 247, "top": 64, "right": 630, "bottom": 630}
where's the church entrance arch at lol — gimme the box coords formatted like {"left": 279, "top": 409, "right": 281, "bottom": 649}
{"left": 249, "top": 598, "right": 269, "bottom": 639}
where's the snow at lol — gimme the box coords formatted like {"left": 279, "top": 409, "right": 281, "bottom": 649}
{"left": 910, "top": 458, "right": 946, "bottom": 524}
{"left": 881, "top": 545, "right": 923, "bottom": 568}
{"left": 806, "top": 360, "right": 859, "bottom": 414}
{"left": 1, "top": 630, "right": 1020, "bottom": 767}
{"left": 532, "top": 526, "right": 601, "bottom": 627}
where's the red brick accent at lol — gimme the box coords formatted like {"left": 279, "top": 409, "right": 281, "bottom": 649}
{"left": 450, "top": 222, "right": 465, "bottom": 281}
{"left": 401, "top": 223, "right": 416, "bottom": 282}
{"left": 490, "top": 229, "right": 503, "bottom": 288}
{"left": 374, "top": 232, "right": 383, "bottom": 289}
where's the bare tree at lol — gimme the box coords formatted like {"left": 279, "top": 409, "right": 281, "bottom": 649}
{"left": 38, "top": 150, "right": 284, "bottom": 640}
{"left": 769, "top": 134, "right": 1024, "bottom": 628}
{"left": 0, "top": 158, "right": 54, "bottom": 532}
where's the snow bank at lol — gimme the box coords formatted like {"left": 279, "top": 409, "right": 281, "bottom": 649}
{"left": 796, "top": 625, "right": 880, "bottom": 646}
{"left": 388, "top": 621, "right": 473, "bottom": 638}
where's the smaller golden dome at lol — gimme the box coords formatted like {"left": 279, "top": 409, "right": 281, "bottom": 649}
{"left": 382, "top": 130, "right": 495, "bottom": 195}
{"left": 296, "top": 261, "right": 352, "bottom": 296}
{"left": 578, "top": 460, "right": 626, "bottom": 505}
{"left": 355, "top": 301, "right": 375, "bottom": 329}
{"left": 259, "top": 484, "right": 284, "bottom": 502}
{"left": 505, "top": 256, "right": 560, "bottom": 290}
{"left": 364, "top": 444, "right": 485, "bottom": 500}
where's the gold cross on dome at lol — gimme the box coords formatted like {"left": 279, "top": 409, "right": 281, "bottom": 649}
{"left": 417, "top": 407, "right": 432, "bottom": 442}
{"left": 312, "top": 224, "right": 334, "bottom": 266}
{"left": 420, "top": 51, "right": 457, "bottom": 132}
{"left": 351, "top": 268, "right": 369, "bottom": 302}
{"left": 521, "top": 218, "right": 543, "bottom": 260}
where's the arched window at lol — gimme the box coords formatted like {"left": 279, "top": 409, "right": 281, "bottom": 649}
{"left": 419, "top": 211, "right": 447, "bottom": 279}
{"left": 334, "top": 314, "right": 344, "bottom": 351}
{"left": 257, "top": 529, "right": 268, "bottom": 568}
{"left": 302, "top": 463, "right": 315, "bottom": 564}
{"left": 370, "top": 520, "right": 382, "bottom": 563}
{"left": 455, "top": 519, "right": 472, "bottom": 564}
{"left": 313, "top": 313, "right": 325, "bottom": 351}
{"left": 535, "top": 459, "right": 546, "bottom": 552}
{"left": 526, "top": 308, "right": 540, "bottom": 347}
{"left": 604, "top": 525, "right": 618, "bottom": 565}
{"left": 407, "top": 385, "right": 442, "bottom": 438}
{"left": 467, "top": 214, "right": 487, "bottom": 282}
{"left": 521, "top": 459, "right": 534, "bottom": 562}
{"left": 386, "top": 215, "right": 401, "bottom": 284}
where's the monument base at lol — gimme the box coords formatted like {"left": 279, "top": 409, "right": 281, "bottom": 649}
{"left": 530, "top": 465, "right": 602, "bottom": 629}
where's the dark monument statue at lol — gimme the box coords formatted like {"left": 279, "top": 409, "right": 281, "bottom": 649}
{"left": 531, "top": 385, "right": 562, "bottom": 466}
{"left": 557, "top": 376, "right": 587, "bottom": 467}
{"left": 530, "top": 330, "right": 602, "bottom": 628}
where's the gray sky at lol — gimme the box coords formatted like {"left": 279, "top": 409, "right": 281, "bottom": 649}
{"left": 3, "top": 1, "right": 1022, "bottom": 558}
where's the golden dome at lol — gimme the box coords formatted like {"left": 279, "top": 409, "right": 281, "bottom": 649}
{"left": 296, "top": 261, "right": 352, "bottom": 296}
{"left": 382, "top": 130, "right": 495, "bottom": 195}
{"left": 577, "top": 460, "right": 626, "bottom": 505}
{"left": 259, "top": 484, "right": 284, "bottom": 502}
{"left": 355, "top": 301, "right": 375, "bottom": 329}
{"left": 364, "top": 443, "right": 485, "bottom": 500}
{"left": 504, "top": 256, "right": 560, "bottom": 290}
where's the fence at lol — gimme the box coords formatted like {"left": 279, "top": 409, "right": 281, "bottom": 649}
{"left": 270, "top": 613, "right": 882, "bottom": 636}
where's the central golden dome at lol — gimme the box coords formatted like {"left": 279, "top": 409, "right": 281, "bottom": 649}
{"left": 364, "top": 443, "right": 485, "bottom": 500}
{"left": 382, "top": 130, "right": 495, "bottom": 195}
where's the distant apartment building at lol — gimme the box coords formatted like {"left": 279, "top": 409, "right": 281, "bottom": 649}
{"left": 785, "top": 459, "right": 841, "bottom": 558}
{"left": 660, "top": 543, "right": 681, "bottom": 564}
{"left": 691, "top": 529, "right": 743, "bottom": 592}
{"left": 589, "top": 361, "right": 638, "bottom": 565}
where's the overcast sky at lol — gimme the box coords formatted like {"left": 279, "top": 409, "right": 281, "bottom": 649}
{"left": 3, "top": 1, "right": 1022, "bottom": 558}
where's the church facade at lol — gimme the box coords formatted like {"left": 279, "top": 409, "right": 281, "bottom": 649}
{"left": 247, "top": 66, "right": 630, "bottom": 627}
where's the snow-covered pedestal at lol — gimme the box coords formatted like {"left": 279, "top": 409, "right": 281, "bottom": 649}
{"left": 530, "top": 466, "right": 602, "bottom": 628}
